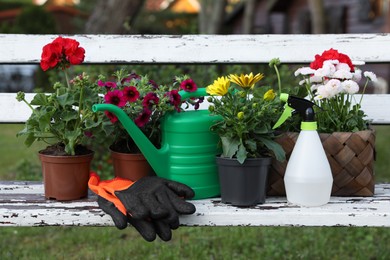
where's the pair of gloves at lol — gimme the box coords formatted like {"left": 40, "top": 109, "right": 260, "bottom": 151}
{"left": 89, "top": 172, "right": 196, "bottom": 242}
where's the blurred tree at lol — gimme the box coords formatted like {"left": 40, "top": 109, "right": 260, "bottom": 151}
{"left": 242, "top": 0, "right": 256, "bottom": 33}
{"left": 198, "top": 0, "right": 227, "bottom": 34}
{"left": 308, "top": 0, "right": 325, "bottom": 33}
{"left": 84, "top": 0, "right": 145, "bottom": 33}
{"left": 0, "top": 4, "right": 57, "bottom": 33}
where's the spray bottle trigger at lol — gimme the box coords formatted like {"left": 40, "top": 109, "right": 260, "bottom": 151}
{"left": 272, "top": 104, "right": 293, "bottom": 129}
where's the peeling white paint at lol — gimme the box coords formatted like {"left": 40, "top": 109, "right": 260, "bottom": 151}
{"left": 1, "top": 182, "right": 390, "bottom": 227}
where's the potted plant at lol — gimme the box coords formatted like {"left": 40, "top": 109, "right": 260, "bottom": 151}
{"left": 270, "top": 48, "right": 377, "bottom": 196}
{"left": 206, "top": 72, "right": 285, "bottom": 206}
{"left": 16, "top": 36, "right": 106, "bottom": 200}
{"left": 97, "top": 69, "right": 203, "bottom": 181}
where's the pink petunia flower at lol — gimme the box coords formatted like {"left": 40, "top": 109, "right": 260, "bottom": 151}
{"left": 104, "top": 90, "right": 127, "bottom": 107}
{"left": 165, "top": 89, "right": 181, "bottom": 111}
{"left": 180, "top": 79, "right": 198, "bottom": 92}
{"left": 135, "top": 108, "right": 152, "bottom": 127}
{"left": 122, "top": 73, "right": 141, "bottom": 84}
{"left": 142, "top": 92, "right": 159, "bottom": 108}
{"left": 123, "top": 86, "right": 140, "bottom": 102}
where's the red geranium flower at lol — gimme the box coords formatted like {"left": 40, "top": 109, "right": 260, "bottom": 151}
{"left": 123, "top": 86, "right": 140, "bottom": 102}
{"left": 142, "top": 92, "right": 159, "bottom": 108}
{"left": 40, "top": 41, "right": 63, "bottom": 71}
{"left": 104, "top": 90, "right": 127, "bottom": 107}
{"left": 62, "top": 38, "right": 85, "bottom": 65}
{"left": 40, "top": 36, "right": 85, "bottom": 71}
{"left": 180, "top": 79, "right": 197, "bottom": 92}
{"left": 310, "top": 48, "right": 354, "bottom": 72}
{"left": 135, "top": 108, "right": 152, "bottom": 127}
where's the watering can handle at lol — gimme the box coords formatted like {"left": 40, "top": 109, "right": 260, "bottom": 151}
{"left": 178, "top": 88, "right": 208, "bottom": 100}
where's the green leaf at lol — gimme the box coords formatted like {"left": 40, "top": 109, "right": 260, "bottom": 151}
{"left": 57, "top": 93, "right": 75, "bottom": 107}
{"left": 23, "top": 133, "right": 36, "bottom": 147}
{"left": 258, "top": 136, "right": 286, "bottom": 162}
{"left": 61, "top": 111, "right": 79, "bottom": 122}
{"left": 254, "top": 125, "right": 269, "bottom": 134}
{"left": 221, "top": 136, "right": 239, "bottom": 158}
{"left": 30, "top": 93, "right": 48, "bottom": 106}
{"left": 64, "top": 129, "right": 82, "bottom": 155}
{"left": 38, "top": 112, "right": 52, "bottom": 133}
{"left": 245, "top": 139, "right": 257, "bottom": 153}
{"left": 236, "top": 143, "right": 247, "bottom": 164}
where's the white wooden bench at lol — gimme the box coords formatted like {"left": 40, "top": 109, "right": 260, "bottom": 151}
{"left": 1, "top": 34, "right": 390, "bottom": 227}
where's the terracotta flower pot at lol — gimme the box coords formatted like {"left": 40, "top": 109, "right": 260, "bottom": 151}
{"left": 216, "top": 157, "right": 272, "bottom": 206}
{"left": 110, "top": 149, "right": 153, "bottom": 181}
{"left": 39, "top": 151, "right": 93, "bottom": 201}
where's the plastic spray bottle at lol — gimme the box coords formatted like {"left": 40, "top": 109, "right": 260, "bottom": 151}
{"left": 273, "top": 94, "right": 333, "bottom": 207}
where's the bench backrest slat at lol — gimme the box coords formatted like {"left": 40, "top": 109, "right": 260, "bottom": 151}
{"left": 2, "top": 34, "right": 390, "bottom": 64}
{"left": 1, "top": 33, "right": 390, "bottom": 124}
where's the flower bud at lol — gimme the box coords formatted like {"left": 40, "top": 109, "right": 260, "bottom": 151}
{"left": 208, "top": 105, "right": 215, "bottom": 112}
{"left": 263, "top": 89, "right": 276, "bottom": 101}
{"left": 53, "top": 82, "right": 62, "bottom": 89}
{"left": 237, "top": 111, "right": 244, "bottom": 120}
{"left": 269, "top": 58, "right": 281, "bottom": 68}
{"left": 16, "top": 91, "right": 25, "bottom": 102}
{"left": 207, "top": 97, "right": 213, "bottom": 103}
{"left": 252, "top": 103, "right": 258, "bottom": 109}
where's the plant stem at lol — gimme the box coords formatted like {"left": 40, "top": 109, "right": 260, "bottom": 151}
{"left": 359, "top": 78, "right": 369, "bottom": 105}
{"left": 64, "top": 70, "right": 71, "bottom": 89}
{"left": 22, "top": 99, "right": 35, "bottom": 112}
{"left": 273, "top": 64, "right": 282, "bottom": 93}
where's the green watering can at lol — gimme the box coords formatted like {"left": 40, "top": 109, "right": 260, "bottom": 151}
{"left": 92, "top": 88, "right": 221, "bottom": 199}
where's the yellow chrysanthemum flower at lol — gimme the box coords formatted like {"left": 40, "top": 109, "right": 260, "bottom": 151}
{"left": 229, "top": 73, "right": 264, "bottom": 88}
{"left": 206, "top": 76, "right": 230, "bottom": 96}
{"left": 263, "top": 89, "right": 276, "bottom": 101}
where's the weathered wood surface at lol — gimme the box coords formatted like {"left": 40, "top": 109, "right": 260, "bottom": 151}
{"left": 1, "top": 181, "right": 389, "bottom": 227}
{"left": 1, "top": 34, "right": 390, "bottom": 64}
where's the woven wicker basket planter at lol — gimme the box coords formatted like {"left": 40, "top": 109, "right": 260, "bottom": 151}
{"left": 268, "top": 130, "right": 375, "bottom": 196}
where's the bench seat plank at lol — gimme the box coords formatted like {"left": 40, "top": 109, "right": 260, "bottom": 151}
{"left": 1, "top": 181, "right": 389, "bottom": 227}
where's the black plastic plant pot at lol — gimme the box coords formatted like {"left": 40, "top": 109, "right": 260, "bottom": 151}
{"left": 216, "top": 156, "right": 272, "bottom": 207}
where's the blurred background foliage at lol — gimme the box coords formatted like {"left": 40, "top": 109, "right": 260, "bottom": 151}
{"left": 1, "top": 1, "right": 390, "bottom": 258}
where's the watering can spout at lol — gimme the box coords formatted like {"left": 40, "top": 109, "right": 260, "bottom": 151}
{"left": 92, "top": 104, "right": 166, "bottom": 171}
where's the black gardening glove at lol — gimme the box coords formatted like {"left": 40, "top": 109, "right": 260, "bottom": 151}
{"left": 114, "top": 176, "right": 196, "bottom": 229}
{"left": 89, "top": 173, "right": 196, "bottom": 242}
{"left": 97, "top": 196, "right": 177, "bottom": 241}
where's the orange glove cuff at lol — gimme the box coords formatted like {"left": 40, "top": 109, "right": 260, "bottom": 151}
{"left": 88, "top": 172, "right": 134, "bottom": 215}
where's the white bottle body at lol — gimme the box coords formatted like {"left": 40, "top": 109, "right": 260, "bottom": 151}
{"left": 284, "top": 130, "right": 333, "bottom": 207}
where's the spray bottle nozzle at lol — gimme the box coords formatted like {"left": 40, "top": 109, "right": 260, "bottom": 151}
{"left": 273, "top": 93, "right": 317, "bottom": 130}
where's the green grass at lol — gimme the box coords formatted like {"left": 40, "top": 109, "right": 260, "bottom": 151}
{"left": 1, "top": 226, "right": 390, "bottom": 259}
{"left": 1, "top": 124, "right": 390, "bottom": 259}
{"left": 0, "top": 124, "right": 44, "bottom": 180}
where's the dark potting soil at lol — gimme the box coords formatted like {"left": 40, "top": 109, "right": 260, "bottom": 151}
{"left": 39, "top": 143, "right": 92, "bottom": 156}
